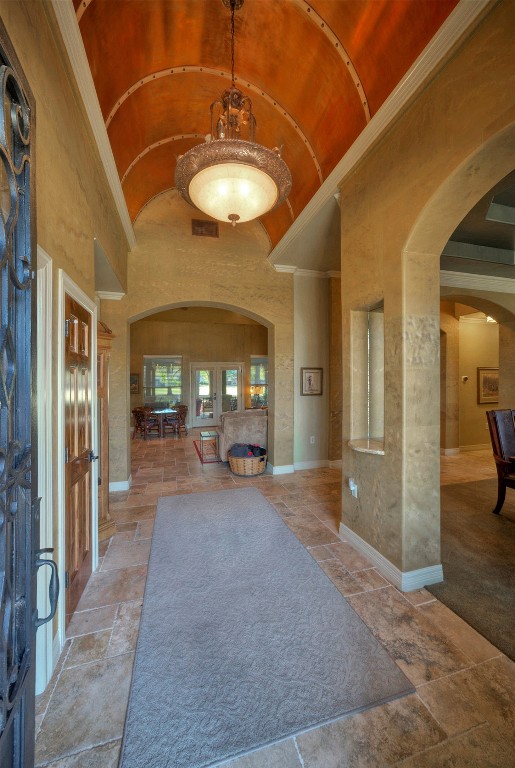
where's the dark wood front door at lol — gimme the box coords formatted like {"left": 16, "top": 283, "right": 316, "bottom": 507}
{"left": 64, "top": 295, "right": 93, "bottom": 623}
{"left": 0, "top": 20, "right": 38, "bottom": 768}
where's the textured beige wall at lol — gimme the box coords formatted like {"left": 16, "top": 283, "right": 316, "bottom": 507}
{"left": 459, "top": 320, "right": 499, "bottom": 448}
{"left": 0, "top": 0, "right": 129, "bottom": 292}
{"left": 293, "top": 275, "right": 329, "bottom": 465}
{"left": 130, "top": 317, "right": 267, "bottom": 411}
{"left": 440, "top": 302, "right": 460, "bottom": 453}
{"left": 440, "top": 288, "right": 515, "bottom": 411}
{"left": 101, "top": 190, "right": 294, "bottom": 481}
{"left": 340, "top": 0, "right": 515, "bottom": 574}
{"left": 329, "top": 277, "right": 342, "bottom": 462}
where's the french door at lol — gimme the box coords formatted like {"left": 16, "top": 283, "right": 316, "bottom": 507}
{"left": 191, "top": 364, "right": 243, "bottom": 427}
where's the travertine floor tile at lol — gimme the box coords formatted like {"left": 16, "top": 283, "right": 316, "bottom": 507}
{"left": 224, "top": 739, "right": 302, "bottom": 767}
{"left": 394, "top": 723, "right": 515, "bottom": 767}
{"left": 419, "top": 600, "right": 500, "bottom": 664}
{"left": 296, "top": 694, "right": 446, "bottom": 767}
{"left": 35, "top": 654, "right": 134, "bottom": 764}
{"left": 346, "top": 587, "right": 471, "bottom": 685}
{"left": 75, "top": 565, "right": 147, "bottom": 611}
{"left": 36, "top": 441, "right": 512, "bottom": 767}
{"left": 64, "top": 629, "right": 111, "bottom": 668}
{"left": 283, "top": 514, "right": 339, "bottom": 547}
{"left": 37, "top": 740, "right": 121, "bottom": 768}
{"left": 100, "top": 538, "right": 151, "bottom": 571}
{"left": 107, "top": 599, "right": 142, "bottom": 656}
{"left": 326, "top": 541, "right": 373, "bottom": 571}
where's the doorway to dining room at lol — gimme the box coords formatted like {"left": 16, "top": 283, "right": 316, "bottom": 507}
{"left": 191, "top": 363, "right": 243, "bottom": 427}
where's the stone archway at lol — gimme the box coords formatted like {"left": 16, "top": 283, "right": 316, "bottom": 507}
{"left": 101, "top": 189, "right": 295, "bottom": 488}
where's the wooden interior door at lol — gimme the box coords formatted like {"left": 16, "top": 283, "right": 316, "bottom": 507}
{"left": 65, "top": 295, "right": 93, "bottom": 623}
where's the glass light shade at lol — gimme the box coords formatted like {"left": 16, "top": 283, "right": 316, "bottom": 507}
{"left": 188, "top": 163, "right": 279, "bottom": 223}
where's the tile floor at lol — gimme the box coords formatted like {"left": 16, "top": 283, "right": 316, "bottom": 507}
{"left": 34, "top": 435, "right": 515, "bottom": 767}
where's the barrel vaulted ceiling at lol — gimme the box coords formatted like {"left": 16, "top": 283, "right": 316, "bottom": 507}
{"left": 73, "top": 0, "right": 460, "bottom": 252}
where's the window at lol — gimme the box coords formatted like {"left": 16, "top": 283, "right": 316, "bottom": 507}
{"left": 143, "top": 356, "right": 182, "bottom": 405}
{"left": 250, "top": 356, "right": 268, "bottom": 407}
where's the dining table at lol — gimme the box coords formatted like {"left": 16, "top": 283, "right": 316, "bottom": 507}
{"left": 149, "top": 407, "right": 177, "bottom": 438}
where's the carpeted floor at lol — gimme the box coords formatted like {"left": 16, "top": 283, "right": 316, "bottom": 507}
{"left": 427, "top": 479, "right": 515, "bottom": 660}
{"left": 120, "top": 488, "right": 413, "bottom": 768}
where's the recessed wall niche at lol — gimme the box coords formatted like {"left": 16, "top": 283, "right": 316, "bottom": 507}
{"left": 351, "top": 303, "right": 384, "bottom": 441}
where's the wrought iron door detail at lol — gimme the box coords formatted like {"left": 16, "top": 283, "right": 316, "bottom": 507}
{"left": 0, "top": 23, "right": 38, "bottom": 768}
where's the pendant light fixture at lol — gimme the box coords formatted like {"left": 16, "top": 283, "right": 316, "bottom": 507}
{"left": 175, "top": 0, "right": 292, "bottom": 226}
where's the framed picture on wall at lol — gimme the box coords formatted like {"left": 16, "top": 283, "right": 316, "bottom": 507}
{"left": 301, "top": 367, "right": 323, "bottom": 396}
{"left": 477, "top": 367, "right": 498, "bottom": 404}
{"left": 130, "top": 373, "right": 139, "bottom": 394}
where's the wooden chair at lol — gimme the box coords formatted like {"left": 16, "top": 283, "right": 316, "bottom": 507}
{"left": 486, "top": 409, "right": 515, "bottom": 514}
{"left": 162, "top": 410, "right": 179, "bottom": 436}
{"left": 176, "top": 404, "right": 188, "bottom": 436}
{"left": 132, "top": 407, "right": 159, "bottom": 440}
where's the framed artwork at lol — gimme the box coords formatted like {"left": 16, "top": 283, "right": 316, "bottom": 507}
{"left": 130, "top": 373, "right": 139, "bottom": 394}
{"left": 477, "top": 367, "right": 498, "bottom": 404}
{"left": 301, "top": 367, "right": 323, "bottom": 396}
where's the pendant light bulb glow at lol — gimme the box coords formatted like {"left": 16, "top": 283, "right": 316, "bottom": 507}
{"left": 174, "top": 0, "right": 291, "bottom": 225}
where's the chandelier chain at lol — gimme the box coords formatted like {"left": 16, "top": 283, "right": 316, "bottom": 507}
{"left": 231, "top": 0, "right": 235, "bottom": 86}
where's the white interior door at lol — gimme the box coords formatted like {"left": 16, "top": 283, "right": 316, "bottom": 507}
{"left": 191, "top": 364, "right": 243, "bottom": 427}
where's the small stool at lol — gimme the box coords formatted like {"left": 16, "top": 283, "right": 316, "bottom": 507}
{"left": 199, "top": 430, "right": 220, "bottom": 463}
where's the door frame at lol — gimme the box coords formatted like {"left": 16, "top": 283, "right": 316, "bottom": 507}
{"left": 56, "top": 270, "right": 98, "bottom": 650}
{"left": 35, "top": 247, "right": 55, "bottom": 694}
{"left": 190, "top": 362, "right": 243, "bottom": 427}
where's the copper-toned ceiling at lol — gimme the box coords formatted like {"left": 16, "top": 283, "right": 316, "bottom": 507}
{"left": 75, "top": 0, "right": 458, "bottom": 248}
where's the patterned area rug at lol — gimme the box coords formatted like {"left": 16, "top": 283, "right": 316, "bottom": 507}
{"left": 428, "top": 479, "right": 515, "bottom": 660}
{"left": 120, "top": 488, "right": 414, "bottom": 768}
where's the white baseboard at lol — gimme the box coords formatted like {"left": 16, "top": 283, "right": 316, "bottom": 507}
{"left": 459, "top": 443, "right": 489, "bottom": 452}
{"left": 441, "top": 448, "right": 460, "bottom": 456}
{"left": 267, "top": 463, "right": 295, "bottom": 475}
{"left": 294, "top": 459, "right": 329, "bottom": 470}
{"left": 329, "top": 459, "right": 343, "bottom": 469}
{"left": 109, "top": 475, "right": 132, "bottom": 492}
{"left": 339, "top": 522, "right": 443, "bottom": 592}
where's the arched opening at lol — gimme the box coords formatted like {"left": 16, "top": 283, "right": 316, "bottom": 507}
{"left": 404, "top": 124, "right": 515, "bottom": 656}
{"left": 128, "top": 302, "right": 272, "bottom": 437}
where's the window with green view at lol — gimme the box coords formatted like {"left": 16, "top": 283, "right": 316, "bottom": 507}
{"left": 143, "top": 356, "right": 182, "bottom": 405}
{"left": 250, "top": 356, "right": 268, "bottom": 407}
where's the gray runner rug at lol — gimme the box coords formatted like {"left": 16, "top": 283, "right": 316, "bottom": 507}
{"left": 120, "top": 488, "right": 413, "bottom": 768}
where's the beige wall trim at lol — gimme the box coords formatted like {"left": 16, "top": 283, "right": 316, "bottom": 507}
{"left": 269, "top": 0, "right": 490, "bottom": 266}
{"left": 329, "top": 459, "right": 343, "bottom": 469}
{"left": 459, "top": 443, "right": 490, "bottom": 452}
{"left": 96, "top": 291, "right": 125, "bottom": 301}
{"left": 274, "top": 265, "right": 336, "bottom": 278}
{"left": 440, "top": 270, "right": 515, "bottom": 293}
{"left": 109, "top": 477, "right": 132, "bottom": 492}
{"left": 339, "top": 522, "right": 444, "bottom": 592}
{"left": 51, "top": 0, "right": 136, "bottom": 249}
{"left": 441, "top": 448, "right": 460, "bottom": 456}
{"left": 294, "top": 460, "right": 330, "bottom": 470}
{"left": 267, "top": 462, "right": 295, "bottom": 475}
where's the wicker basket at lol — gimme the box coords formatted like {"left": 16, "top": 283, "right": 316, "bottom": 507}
{"left": 228, "top": 452, "right": 267, "bottom": 477}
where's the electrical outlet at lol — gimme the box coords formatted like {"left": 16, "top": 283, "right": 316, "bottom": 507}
{"left": 348, "top": 478, "right": 358, "bottom": 498}
{"left": 309, "top": 435, "right": 315, "bottom": 444}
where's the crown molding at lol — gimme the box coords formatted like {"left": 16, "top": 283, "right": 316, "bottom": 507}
{"left": 95, "top": 291, "right": 125, "bottom": 301}
{"left": 51, "top": 0, "right": 136, "bottom": 249}
{"left": 440, "top": 270, "right": 515, "bottom": 294}
{"left": 273, "top": 265, "right": 340, "bottom": 278}
{"left": 269, "top": 0, "right": 491, "bottom": 266}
